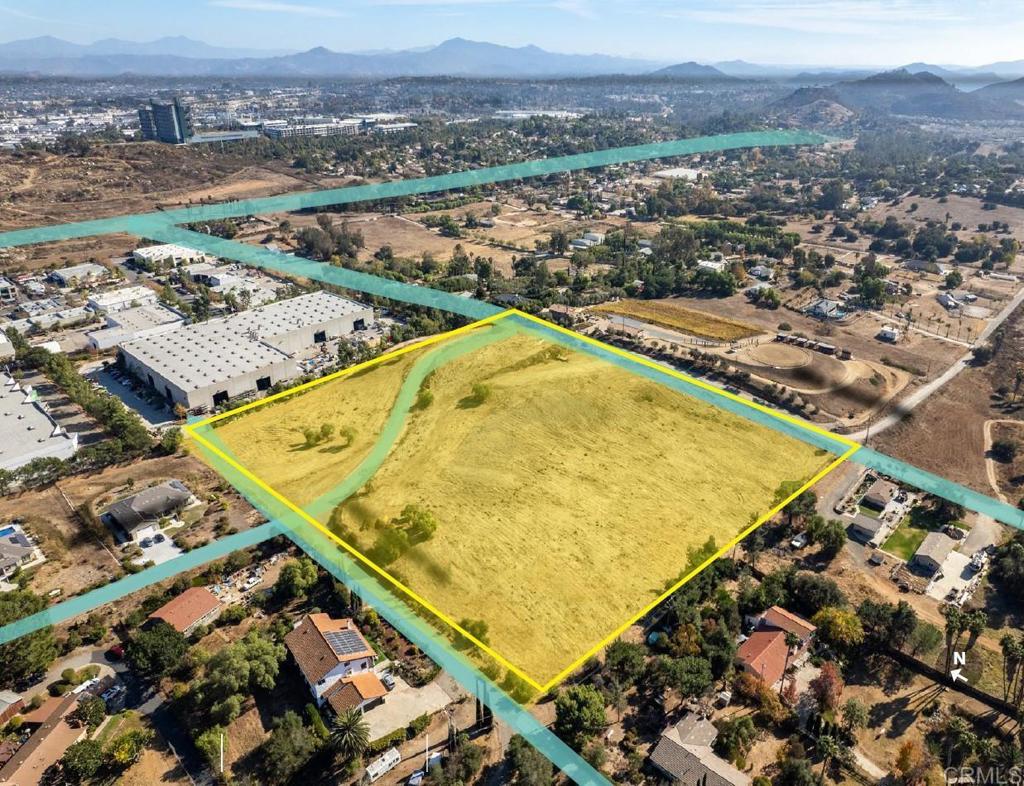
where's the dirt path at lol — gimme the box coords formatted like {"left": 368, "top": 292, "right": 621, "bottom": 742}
{"left": 983, "top": 419, "right": 1023, "bottom": 503}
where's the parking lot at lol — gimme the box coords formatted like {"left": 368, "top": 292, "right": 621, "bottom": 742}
{"left": 82, "top": 361, "right": 176, "bottom": 428}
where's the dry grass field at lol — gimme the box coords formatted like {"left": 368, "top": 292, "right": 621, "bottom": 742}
{"left": 592, "top": 298, "right": 764, "bottom": 341}
{"left": 203, "top": 319, "right": 838, "bottom": 686}
{"left": 210, "top": 346, "right": 425, "bottom": 506}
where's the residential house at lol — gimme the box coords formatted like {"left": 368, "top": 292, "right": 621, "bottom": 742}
{"left": 104, "top": 480, "right": 194, "bottom": 542}
{"left": 0, "top": 694, "right": 85, "bottom": 785}
{"left": 904, "top": 259, "right": 948, "bottom": 275}
{"left": 0, "top": 525, "right": 43, "bottom": 581}
{"left": 285, "top": 613, "right": 387, "bottom": 715}
{"left": 749, "top": 264, "right": 774, "bottom": 281}
{"left": 650, "top": 713, "right": 751, "bottom": 786}
{"left": 861, "top": 479, "right": 898, "bottom": 512}
{"left": 147, "top": 587, "right": 222, "bottom": 636}
{"left": 736, "top": 606, "right": 816, "bottom": 688}
{"left": 806, "top": 299, "right": 843, "bottom": 320}
{"left": 937, "top": 292, "right": 960, "bottom": 310}
{"left": 849, "top": 513, "right": 885, "bottom": 544}
{"left": 912, "top": 532, "right": 956, "bottom": 574}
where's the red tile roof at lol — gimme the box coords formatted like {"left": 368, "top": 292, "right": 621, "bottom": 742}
{"left": 148, "top": 587, "right": 221, "bottom": 633}
{"left": 762, "top": 606, "right": 816, "bottom": 639}
{"left": 737, "top": 630, "right": 790, "bottom": 687}
{"left": 324, "top": 672, "right": 388, "bottom": 714}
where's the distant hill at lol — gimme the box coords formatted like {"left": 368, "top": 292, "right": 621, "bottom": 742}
{"left": 0, "top": 36, "right": 661, "bottom": 77}
{"left": 975, "top": 76, "right": 1024, "bottom": 105}
{"left": 771, "top": 68, "right": 1024, "bottom": 121}
{"left": 650, "top": 61, "right": 730, "bottom": 79}
{"left": 0, "top": 35, "right": 290, "bottom": 60}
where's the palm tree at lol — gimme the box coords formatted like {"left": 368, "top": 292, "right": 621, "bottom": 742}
{"left": 817, "top": 735, "right": 841, "bottom": 784}
{"left": 330, "top": 709, "right": 370, "bottom": 764}
{"left": 779, "top": 631, "right": 802, "bottom": 698}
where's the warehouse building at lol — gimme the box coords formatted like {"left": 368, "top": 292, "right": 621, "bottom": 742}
{"left": 118, "top": 291, "right": 372, "bottom": 412}
{"left": 87, "top": 285, "right": 158, "bottom": 314}
{"left": 86, "top": 303, "right": 185, "bottom": 351}
{"left": 0, "top": 372, "right": 79, "bottom": 472}
{"left": 48, "top": 263, "right": 109, "bottom": 288}
{"left": 133, "top": 243, "right": 208, "bottom": 268}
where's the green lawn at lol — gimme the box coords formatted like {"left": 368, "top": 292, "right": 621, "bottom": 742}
{"left": 94, "top": 710, "right": 142, "bottom": 745}
{"left": 882, "top": 506, "right": 946, "bottom": 561}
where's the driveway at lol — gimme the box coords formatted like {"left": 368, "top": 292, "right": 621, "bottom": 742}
{"left": 133, "top": 537, "right": 184, "bottom": 567}
{"left": 963, "top": 513, "right": 1005, "bottom": 554}
{"left": 926, "top": 552, "right": 973, "bottom": 601}
{"left": 363, "top": 671, "right": 455, "bottom": 742}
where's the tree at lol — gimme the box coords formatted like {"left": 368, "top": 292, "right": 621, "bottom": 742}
{"left": 945, "top": 270, "right": 963, "bottom": 289}
{"left": 811, "top": 607, "right": 865, "bottom": 650}
{"left": 329, "top": 708, "right": 370, "bottom": 764}
{"left": 69, "top": 695, "right": 106, "bottom": 730}
{"left": 991, "top": 439, "right": 1018, "bottom": 463}
{"left": 262, "top": 710, "right": 321, "bottom": 785}
{"left": 160, "top": 427, "right": 183, "bottom": 454}
{"left": 788, "top": 573, "right": 845, "bottom": 617}
{"left": 61, "top": 739, "right": 104, "bottom": 783}
{"left": 505, "top": 734, "right": 553, "bottom": 786}
{"left": 275, "top": 557, "right": 319, "bottom": 599}
{"left": 715, "top": 716, "right": 757, "bottom": 763}
{"left": 778, "top": 756, "right": 817, "bottom": 786}
{"left": 0, "top": 590, "right": 58, "bottom": 684}
{"left": 192, "top": 631, "right": 285, "bottom": 722}
{"left": 807, "top": 518, "right": 846, "bottom": 558}
{"left": 554, "top": 685, "right": 606, "bottom": 750}
{"left": 126, "top": 620, "right": 187, "bottom": 679}
{"left": 107, "top": 728, "right": 153, "bottom": 768}
{"left": 604, "top": 640, "right": 646, "bottom": 687}
{"left": 840, "top": 698, "right": 868, "bottom": 734}
{"left": 809, "top": 662, "right": 844, "bottom": 712}
{"left": 894, "top": 739, "right": 931, "bottom": 786}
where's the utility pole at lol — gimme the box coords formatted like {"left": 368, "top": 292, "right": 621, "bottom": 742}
{"left": 219, "top": 731, "right": 224, "bottom": 775}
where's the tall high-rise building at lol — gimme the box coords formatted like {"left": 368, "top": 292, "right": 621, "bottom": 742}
{"left": 137, "top": 97, "right": 194, "bottom": 144}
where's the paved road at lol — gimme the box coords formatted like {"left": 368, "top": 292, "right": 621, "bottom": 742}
{"left": 848, "top": 284, "right": 1024, "bottom": 443}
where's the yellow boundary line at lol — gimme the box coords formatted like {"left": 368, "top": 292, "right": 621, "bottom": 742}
{"left": 185, "top": 309, "right": 858, "bottom": 693}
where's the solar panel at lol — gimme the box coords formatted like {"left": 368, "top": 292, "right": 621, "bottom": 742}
{"left": 324, "top": 629, "right": 365, "bottom": 657}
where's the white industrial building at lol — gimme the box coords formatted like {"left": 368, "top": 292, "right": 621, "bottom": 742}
{"left": 0, "top": 333, "right": 13, "bottom": 361}
{"left": 0, "top": 373, "right": 79, "bottom": 472}
{"left": 48, "top": 263, "right": 109, "bottom": 288}
{"left": 86, "top": 303, "right": 185, "bottom": 351}
{"left": 118, "top": 291, "right": 373, "bottom": 412}
{"left": 87, "top": 285, "right": 158, "bottom": 314}
{"left": 0, "top": 276, "right": 16, "bottom": 303}
{"left": 133, "top": 244, "right": 208, "bottom": 268}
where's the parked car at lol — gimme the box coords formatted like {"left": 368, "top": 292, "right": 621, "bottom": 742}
{"left": 154, "top": 533, "right": 165, "bottom": 544}
{"left": 790, "top": 532, "right": 809, "bottom": 549}
{"left": 140, "top": 538, "right": 153, "bottom": 548}
{"left": 382, "top": 673, "right": 396, "bottom": 691}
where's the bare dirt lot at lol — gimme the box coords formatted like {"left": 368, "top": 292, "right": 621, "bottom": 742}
{"left": 0, "top": 143, "right": 315, "bottom": 232}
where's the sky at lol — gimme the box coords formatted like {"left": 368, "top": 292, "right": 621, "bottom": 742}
{"left": 1, "top": 0, "right": 1022, "bottom": 66}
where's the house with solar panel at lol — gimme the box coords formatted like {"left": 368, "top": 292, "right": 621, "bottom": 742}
{"left": 285, "top": 613, "right": 388, "bottom": 715}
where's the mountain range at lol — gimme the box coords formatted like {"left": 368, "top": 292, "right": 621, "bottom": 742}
{"left": 1, "top": 36, "right": 1023, "bottom": 82}
{"left": 770, "top": 68, "right": 1024, "bottom": 122}
{"left": 0, "top": 37, "right": 660, "bottom": 78}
